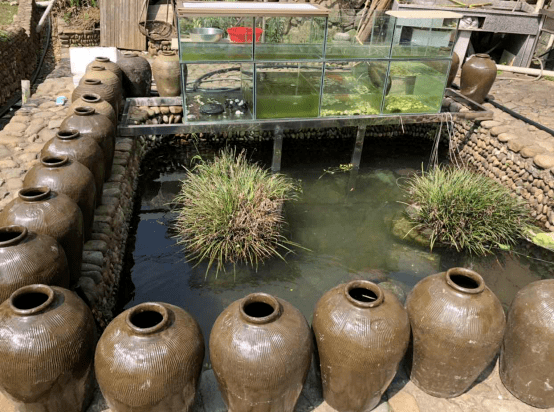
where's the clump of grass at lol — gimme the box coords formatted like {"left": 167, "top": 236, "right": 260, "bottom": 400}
{"left": 403, "top": 166, "right": 531, "bottom": 255}
{"left": 173, "top": 149, "right": 301, "bottom": 275}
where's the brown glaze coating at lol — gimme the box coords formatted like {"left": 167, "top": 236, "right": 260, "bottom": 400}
{"left": 86, "top": 56, "right": 123, "bottom": 82}
{"left": 60, "top": 106, "right": 115, "bottom": 179}
{"left": 0, "top": 284, "right": 95, "bottom": 411}
{"left": 0, "top": 188, "right": 83, "bottom": 286}
{"left": 152, "top": 50, "right": 181, "bottom": 97}
{"left": 70, "top": 92, "right": 117, "bottom": 126}
{"left": 500, "top": 279, "right": 554, "bottom": 408}
{"left": 210, "top": 293, "right": 313, "bottom": 412}
{"left": 23, "top": 156, "right": 96, "bottom": 241}
{"left": 95, "top": 302, "right": 205, "bottom": 412}
{"left": 460, "top": 53, "right": 497, "bottom": 104}
{"left": 0, "top": 226, "right": 70, "bottom": 302}
{"left": 82, "top": 65, "right": 122, "bottom": 113}
{"left": 406, "top": 268, "right": 505, "bottom": 398}
{"left": 118, "top": 52, "right": 152, "bottom": 97}
{"left": 447, "top": 52, "right": 460, "bottom": 88}
{"left": 72, "top": 78, "right": 119, "bottom": 116}
{"left": 313, "top": 281, "right": 410, "bottom": 412}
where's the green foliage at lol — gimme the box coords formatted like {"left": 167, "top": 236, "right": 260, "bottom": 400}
{"left": 545, "top": 76, "right": 554, "bottom": 82}
{"left": 173, "top": 149, "right": 302, "bottom": 276}
{"left": 402, "top": 166, "right": 531, "bottom": 255}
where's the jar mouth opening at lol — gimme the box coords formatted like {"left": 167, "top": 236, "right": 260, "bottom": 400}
{"left": 475, "top": 53, "right": 490, "bottom": 58}
{"left": 9, "top": 284, "right": 55, "bottom": 315}
{"left": 80, "top": 93, "right": 101, "bottom": 103}
{"left": 19, "top": 186, "right": 51, "bottom": 201}
{"left": 95, "top": 56, "right": 110, "bottom": 62}
{"left": 124, "top": 52, "right": 138, "bottom": 58}
{"left": 446, "top": 268, "right": 485, "bottom": 294}
{"left": 126, "top": 302, "right": 169, "bottom": 334}
{"left": 90, "top": 65, "right": 106, "bottom": 71}
{"left": 161, "top": 50, "right": 176, "bottom": 56}
{"left": 240, "top": 293, "right": 281, "bottom": 324}
{"left": 74, "top": 106, "right": 96, "bottom": 116}
{"left": 0, "top": 225, "right": 28, "bottom": 246}
{"left": 345, "top": 280, "right": 384, "bottom": 308}
{"left": 57, "top": 129, "right": 80, "bottom": 140}
{"left": 84, "top": 79, "right": 101, "bottom": 85}
{"left": 41, "top": 155, "right": 69, "bottom": 167}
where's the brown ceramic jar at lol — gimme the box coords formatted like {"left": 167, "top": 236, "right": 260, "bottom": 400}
{"left": 82, "top": 65, "right": 123, "bottom": 113}
{"left": 60, "top": 106, "right": 115, "bottom": 178}
{"left": 0, "top": 284, "right": 95, "bottom": 412}
{"left": 460, "top": 53, "right": 497, "bottom": 104}
{"left": 406, "top": 268, "right": 505, "bottom": 398}
{"left": 86, "top": 56, "right": 123, "bottom": 82}
{"left": 447, "top": 52, "right": 460, "bottom": 87}
{"left": 42, "top": 129, "right": 105, "bottom": 206}
{"left": 313, "top": 281, "right": 410, "bottom": 412}
{"left": 0, "top": 187, "right": 83, "bottom": 286}
{"left": 500, "top": 279, "right": 554, "bottom": 408}
{"left": 23, "top": 156, "right": 96, "bottom": 241}
{"left": 0, "top": 226, "right": 70, "bottom": 302}
{"left": 70, "top": 92, "right": 117, "bottom": 126}
{"left": 118, "top": 52, "right": 152, "bottom": 97}
{"left": 210, "top": 293, "right": 313, "bottom": 412}
{"left": 95, "top": 302, "right": 205, "bottom": 412}
{"left": 72, "top": 79, "right": 118, "bottom": 115}
{"left": 152, "top": 50, "right": 181, "bottom": 97}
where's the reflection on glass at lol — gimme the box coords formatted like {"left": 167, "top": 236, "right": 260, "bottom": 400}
{"left": 254, "top": 17, "right": 326, "bottom": 60}
{"left": 383, "top": 60, "right": 449, "bottom": 114}
{"left": 184, "top": 63, "right": 254, "bottom": 122}
{"left": 254, "top": 63, "right": 322, "bottom": 119}
{"left": 321, "top": 61, "right": 388, "bottom": 116}
{"left": 390, "top": 17, "right": 457, "bottom": 58}
{"left": 179, "top": 16, "right": 254, "bottom": 62}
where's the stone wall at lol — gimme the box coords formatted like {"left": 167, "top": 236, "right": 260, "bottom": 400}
{"left": 0, "top": 0, "right": 40, "bottom": 107}
{"left": 57, "top": 16, "right": 100, "bottom": 47}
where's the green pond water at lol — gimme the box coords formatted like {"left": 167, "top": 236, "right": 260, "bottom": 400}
{"left": 121, "top": 138, "right": 554, "bottom": 356}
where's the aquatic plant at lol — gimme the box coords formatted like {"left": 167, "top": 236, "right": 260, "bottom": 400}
{"left": 173, "top": 149, "right": 301, "bottom": 275}
{"left": 403, "top": 166, "right": 531, "bottom": 255}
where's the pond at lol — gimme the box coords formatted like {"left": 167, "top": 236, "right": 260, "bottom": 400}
{"left": 119, "top": 134, "right": 554, "bottom": 360}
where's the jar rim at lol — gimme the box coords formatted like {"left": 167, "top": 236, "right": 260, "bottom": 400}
{"left": 344, "top": 280, "right": 384, "bottom": 308}
{"left": 18, "top": 186, "right": 51, "bottom": 202}
{"left": 0, "top": 225, "right": 28, "bottom": 247}
{"left": 9, "top": 284, "right": 55, "bottom": 316}
{"left": 239, "top": 293, "right": 281, "bottom": 324}
{"left": 126, "top": 302, "right": 170, "bottom": 334}
{"left": 445, "top": 268, "right": 485, "bottom": 294}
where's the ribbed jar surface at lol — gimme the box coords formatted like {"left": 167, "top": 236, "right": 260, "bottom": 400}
{"left": 70, "top": 92, "right": 117, "bottom": 126}
{"left": 118, "top": 52, "right": 152, "bottom": 97}
{"left": 152, "top": 51, "right": 181, "bottom": 97}
{"left": 460, "top": 53, "right": 497, "bottom": 104}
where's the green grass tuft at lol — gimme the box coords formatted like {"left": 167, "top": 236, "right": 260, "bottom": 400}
{"left": 402, "top": 166, "right": 531, "bottom": 255}
{"left": 173, "top": 148, "right": 301, "bottom": 276}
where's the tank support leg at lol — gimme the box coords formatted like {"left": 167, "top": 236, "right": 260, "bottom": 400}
{"left": 351, "top": 125, "right": 366, "bottom": 170}
{"left": 271, "top": 126, "right": 284, "bottom": 173}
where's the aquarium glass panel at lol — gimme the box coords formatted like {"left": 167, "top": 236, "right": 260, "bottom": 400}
{"left": 254, "top": 17, "right": 326, "bottom": 60}
{"left": 178, "top": 16, "right": 254, "bottom": 62}
{"left": 254, "top": 62, "right": 322, "bottom": 119}
{"left": 184, "top": 63, "right": 254, "bottom": 122}
{"left": 321, "top": 61, "right": 388, "bottom": 117}
{"left": 383, "top": 59, "right": 449, "bottom": 114}
{"left": 325, "top": 11, "right": 394, "bottom": 60}
{"left": 390, "top": 17, "right": 457, "bottom": 58}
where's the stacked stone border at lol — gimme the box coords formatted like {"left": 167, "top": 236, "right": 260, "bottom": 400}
{"left": 57, "top": 15, "right": 100, "bottom": 48}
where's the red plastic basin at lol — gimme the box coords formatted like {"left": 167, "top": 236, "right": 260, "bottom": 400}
{"left": 227, "top": 27, "right": 263, "bottom": 43}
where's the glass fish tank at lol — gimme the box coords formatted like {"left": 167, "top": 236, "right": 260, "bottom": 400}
{"left": 177, "top": 2, "right": 461, "bottom": 120}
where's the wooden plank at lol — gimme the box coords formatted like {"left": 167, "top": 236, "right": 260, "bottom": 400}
{"left": 101, "top": 0, "right": 146, "bottom": 50}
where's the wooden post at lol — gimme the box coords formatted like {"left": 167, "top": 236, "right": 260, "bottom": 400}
{"left": 21, "top": 80, "right": 31, "bottom": 104}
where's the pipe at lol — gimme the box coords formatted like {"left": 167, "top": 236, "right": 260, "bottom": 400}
{"left": 485, "top": 98, "right": 554, "bottom": 138}
{"left": 496, "top": 64, "right": 554, "bottom": 78}
{"left": 37, "top": 0, "right": 55, "bottom": 33}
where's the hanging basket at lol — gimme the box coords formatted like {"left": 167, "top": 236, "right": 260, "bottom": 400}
{"left": 138, "top": 20, "right": 175, "bottom": 41}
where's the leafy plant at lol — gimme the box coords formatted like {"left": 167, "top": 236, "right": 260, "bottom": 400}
{"left": 173, "top": 148, "right": 302, "bottom": 275}
{"left": 402, "top": 166, "right": 531, "bottom": 255}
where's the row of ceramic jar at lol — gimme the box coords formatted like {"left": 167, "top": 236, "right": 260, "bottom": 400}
{"left": 0, "top": 268, "right": 552, "bottom": 412}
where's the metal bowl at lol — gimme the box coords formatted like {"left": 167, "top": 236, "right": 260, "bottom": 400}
{"left": 190, "top": 28, "right": 223, "bottom": 43}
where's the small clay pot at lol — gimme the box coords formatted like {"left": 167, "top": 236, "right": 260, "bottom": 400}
{"left": 0, "top": 187, "right": 83, "bottom": 286}
{"left": 86, "top": 56, "right": 123, "bottom": 82}
{"left": 406, "top": 268, "right": 505, "bottom": 398}
{"left": 61, "top": 106, "right": 115, "bottom": 179}
{"left": 447, "top": 52, "right": 460, "bottom": 87}
{"left": 500, "top": 279, "right": 554, "bottom": 408}
{"left": 118, "top": 52, "right": 152, "bottom": 97}
{"left": 72, "top": 79, "right": 118, "bottom": 116}
{"left": 82, "top": 65, "right": 123, "bottom": 113}
{"left": 0, "top": 284, "right": 95, "bottom": 412}
{"left": 70, "top": 92, "right": 117, "bottom": 126}
{"left": 313, "top": 281, "right": 410, "bottom": 412}
{"left": 210, "top": 293, "right": 313, "bottom": 412}
{"left": 42, "top": 129, "right": 105, "bottom": 206}
{"left": 95, "top": 302, "right": 205, "bottom": 412}
{"left": 460, "top": 53, "right": 497, "bottom": 104}
{"left": 0, "top": 226, "right": 69, "bottom": 302}
{"left": 23, "top": 156, "right": 96, "bottom": 241}
{"left": 152, "top": 50, "right": 181, "bottom": 97}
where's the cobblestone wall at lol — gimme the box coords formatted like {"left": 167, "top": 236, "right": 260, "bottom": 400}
{"left": 57, "top": 16, "right": 100, "bottom": 47}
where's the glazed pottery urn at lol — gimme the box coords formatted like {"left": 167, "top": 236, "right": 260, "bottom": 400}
{"left": 86, "top": 56, "right": 123, "bottom": 82}
{"left": 60, "top": 106, "right": 115, "bottom": 178}
{"left": 118, "top": 52, "right": 152, "bottom": 97}
{"left": 82, "top": 65, "right": 123, "bottom": 113}
{"left": 0, "top": 284, "right": 95, "bottom": 412}
{"left": 0, "top": 187, "right": 83, "bottom": 286}
{"left": 72, "top": 78, "right": 119, "bottom": 116}
{"left": 500, "top": 279, "right": 554, "bottom": 408}
{"left": 406, "top": 267, "right": 505, "bottom": 398}
{"left": 460, "top": 53, "right": 497, "bottom": 104}
{"left": 313, "top": 280, "right": 410, "bottom": 412}
{"left": 210, "top": 293, "right": 313, "bottom": 412}
{"left": 447, "top": 51, "right": 460, "bottom": 88}
{"left": 152, "top": 50, "right": 181, "bottom": 97}
{"left": 70, "top": 92, "right": 117, "bottom": 126}
{"left": 0, "top": 226, "right": 70, "bottom": 302}
{"left": 95, "top": 302, "right": 205, "bottom": 412}
{"left": 23, "top": 155, "right": 96, "bottom": 241}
